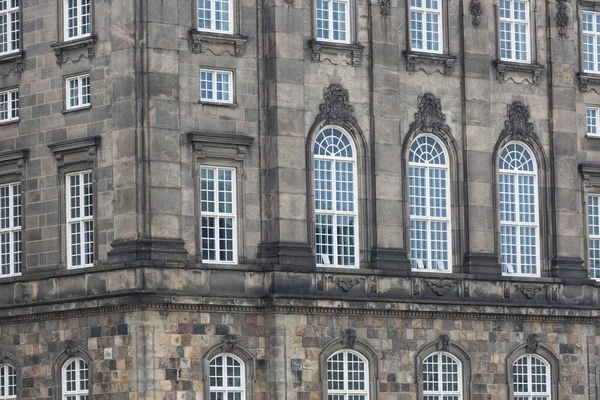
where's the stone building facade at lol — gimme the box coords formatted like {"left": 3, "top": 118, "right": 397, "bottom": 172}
{"left": 0, "top": 0, "right": 599, "bottom": 399}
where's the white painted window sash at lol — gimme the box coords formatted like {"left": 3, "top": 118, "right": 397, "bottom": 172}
{"left": 499, "top": 0, "right": 531, "bottom": 63}
{"left": 65, "top": 75, "right": 90, "bottom": 110}
{"left": 0, "top": 363, "right": 16, "bottom": 399}
{"left": 315, "top": 0, "right": 350, "bottom": 43}
{"left": 208, "top": 354, "right": 245, "bottom": 399}
{"left": 0, "top": 0, "right": 19, "bottom": 55}
{"left": 587, "top": 107, "right": 600, "bottom": 136}
{"left": 512, "top": 355, "right": 551, "bottom": 400}
{"left": 422, "top": 353, "right": 463, "bottom": 400}
{"left": 200, "top": 69, "right": 233, "bottom": 104}
{"left": 62, "top": 358, "right": 89, "bottom": 400}
{"left": 66, "top": 171, "right": 94, "bottom": 269}
{"left": 0, "top": 88, "right": 18, "bottom": 123}
{"left": 64, "top": 0, "right": 91, "bottom": 41}
{"left": 582, "top": 11, "right": 600, "bottom": 73}
{"left": 409, "top": 0, "right": 443, "bottom": 53}
{"left": 588, "top": 195, "right": 600, "bottom": 280}
{"left": 0, "top": 183, "right": 20, "bottom": 278}
{"left": 326, "top": 350, "right": 369, "bottom": 399}
{"left": 197, "top": 0, "right": 233, "bottom": 34}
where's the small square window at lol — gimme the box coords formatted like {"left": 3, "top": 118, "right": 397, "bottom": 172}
{"left": 200, "top": 69, "right": 233, "bottom": 104}
{"left": 65, "top": 75, "right": 90, "bottom": 110}
{"left": 0, "top": 88, "right": 18, "bottom": 123}
{"left": 64, "top": 0, "right": 91, "bottom": 41}
{"left": 197, "top": 0, "right": 233, "bottom": 34}
{"left": 587, "top": 107, "right": 600, "bottom": 137}
{"left": 315, "top": 0, "right": 350, "bottom": 43}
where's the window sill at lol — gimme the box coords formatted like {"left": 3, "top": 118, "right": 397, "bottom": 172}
{"left": 578, "top": 72, "right": 600, "bottom": 92}
{"left": 0, "top": 119, "right": 19, "bottom": 127}
{"left": 586, "top": 134, "right": 600, "bottom": 139}
{"left": 0, "top": 51, "right": 24, "bottom": 72}
{"left": 308, "top": 39, "right": 364, "bottom": 67}
{"left": 495, "top": 60, "right": 544, "bottom": 84}
{"left": 198, "top": 100, "right": 238, "bottom": 108}
{"left": 404, "top": 50, "right": 457, "bottom": 75}
{"left": 50, "top": 35, "right": 97, "bottom": 65}
{"left": 189, "top": 29, "right": 248, "bottom": 56}
{"left": 62, "top": 105, "right": 91, "bottom": 114}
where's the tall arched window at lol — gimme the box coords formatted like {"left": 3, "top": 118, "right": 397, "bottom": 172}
{"left": 512, "top": 355, "right": 550, "bottom": 400}
{"left": 408, "top": 135, "right": 451, "bottom": 272}
{"left": 327, "top": 350, "right": 369, "bottom": 399}
{"left": 0, "top": 364, "right": 16, "bottom": 399}
{"left": 209, "top": 353, "right": 245, "bottom": 399}
{"left": 313, "top": 126, "right": 358, "bottom": 267}
{"left": 498, "top": 142, "right": 539, "bottom": 276}
{"left": 422, "top": 352, "right": 462, "bottom": 400}
{"left": 62, "top": 358, "right": 89, "bottom": 400}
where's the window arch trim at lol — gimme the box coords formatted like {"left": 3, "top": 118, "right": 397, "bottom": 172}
{"left": 0, "top": 351, "right": 20, "bottom": 400}
{"left": 52, "top": 343, "right": 93, "bottom": 400}
{"left": 202, "top": 341, "right": 255, "bottom": 400}
{"left": 505, "top": 343, "right": 559, "bottom": 400}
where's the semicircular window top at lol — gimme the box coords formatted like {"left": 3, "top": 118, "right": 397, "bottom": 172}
{"left": 0, "top": 363, "right": 16, "bottom": 400}
{"left": 422, "top": 352, "right": 462, "bottom": 400}
{"left": 512, "top": 354, "right": 550, "bottom": 400}
{"left": 498, "top": 142, "right": 539, "bottom": 276}
{"left": 327, "top": 350, "right": 369, "bottom": 400}
{"left": 313, "top": 126, "right": 358, "bottom": 268}
{"left": 209, "top": 353, "right": 245, "bottom": 400}
{"left": 408, "top": 135, "right": 451, "bottom": 272}
{"left": 62, "top": 357, "right": 89, "bottom": 400}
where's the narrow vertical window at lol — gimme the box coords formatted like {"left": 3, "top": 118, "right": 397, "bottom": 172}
{"left": 499, "top": 0, "right": 530, "bottom": 63}
{"left": 65, "top": 75, "right": 90, "bottom": 110}
{"left": 64, "top": 0, "right": 91, "bottom": 40}
{"left": 0, "top": 0, "right": 19, "bottom": 55}
{"left": 315, "top": 0, "right": 349, "bottom": 42}
{"left": 587, "top": 107, "right": 600, "bottom": 136}
{"left": 0, "top": 183, "right": 20, "bottom": 278}
{"left": 583, "top": 11, "right": 600, "bottom": 73}
{"left": 200, "top": 69, "right": 233, "bottom": 104}
{"left": 313, "top": 127, "right": 358, "bottom": 268}
{"left": 408, "top": 135, "right": 451, "bottom": 272}
{"left": 0, "top": 364, "right": 16, "bottom": 400}
{"left": 410, "top": 0, "right": 442, "bottom": 53}
{"left": 209, "top": 354, "right": 245, "bottom": 399}
{"left": 326, "top": 350, "right": 369, "bottom": 400}
{"left": 422, "top": 353, "right": 462, "bottom": 400}
{"left": 62, "top": 358, "right": 89, "bottom": 400}
{"left": 512, "top": 355, "right": 550, "bottom": 400}
{"left": 499, "top": 142, "right": 539, "bottom": 276}
{"left": 588, "top": 195, "right": 600, "bottom": 279}
{"left": 197, "top": 0, "right": 233, "bottom": 34}
{"left": 0, "top": 88, "right": 18, "bottom": 123}
{"left": 67, "top": 171, "right": 94, "bottom": 269}
{"left": 200, "top": 166, "right": 237, "bottom": 264}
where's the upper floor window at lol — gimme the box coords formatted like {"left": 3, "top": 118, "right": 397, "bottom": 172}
{"left": 499, "top": 142, "right": 539, "bottom": 276}
{"left": 200, "top": 166, "right": 237, "bottom": 264}
{"left": 583, "top": 11, "right": 600, "bottom": 73}
{"left": 499, "top": 0, "right": 530, "bottom": 63}
{"left": 410, "top": 0, "right": 442, "bottom": 53}
{"left": 200, "top": 69, "right": 233, "bottom": 104}
{"left": 209, "top": 354, "right": 245, "bottom": 399}
{"left": 512, "top": 355, "right": 550, "bottom": 400}
{"left": 408, "top": 135, "right": 451, "bottom": 272}
{"left": 67, "top": 171, "right": 94, "bottom": 269}
{"left": 327, "top": 350, "right": 369, "bottom": 400}
{"left": 422, "top": 352, "right": 462, "bottom": 400}
{"left": 588, "top": 195, "right": 600, "bottom": 279}
{"left": 0, "top": 0, "right": 19, "bottom": 55}
{"left": 66, "top": 75, "right": 90, "bottom": 110}
{"left": 587, "top": 107, "right": 600, "bottom": 137}
{"left": 62, "top": 358, "right": 89, "bottom": 400}
{"left": 315, "top": 0, "right": 349, "bottom": 43}
{"left": 64, "top": 0, "right": 91, "bottom": 40}
{"left": 313, "top": 126, "right": 358, "bottom": 268}
{"left": 0, "top": 363, "right": 16, "bottom": 399}
{"left": 0, "top": 88, "right": 18, "bottom": 123}
{"left": 198, "top": 0, "right": 232, "bottom": 34}
{"left": 0, "top": 183, "right": 21, "bottom": 278}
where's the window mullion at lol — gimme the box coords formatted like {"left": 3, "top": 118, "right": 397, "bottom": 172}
{"left": 426, "top": 165, "right": 433, "bottom": 270}
{"left": 332, "top": 160, "right": 339, "bottom": 265}
{"left": 213, "top": 170, "right": 221, "bottom": 260}
{"left": 8, "top": 186, "right": 14, "bottom": 276}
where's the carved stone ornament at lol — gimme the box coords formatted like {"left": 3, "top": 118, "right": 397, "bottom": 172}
{"left": 317, "top": 84, "right": 358, "bottom": 127}
{"left": 64, "top": 340, "right": 79, "bottom": 358}
{"left": 551, "top": 286, "right": 558, "bottom": 301}
{"left": 370, "top": 277, "right": 377, "bottom": 294}
{"left": 525, "top": 333, "right": 541, "bottom": 353}
{"left": 436, "top": 334, "right": 451, "bottom": 351}
{"left": 469, "top": 0, "right": 484, "bottom": 27}
{"left": 463, "top": 281, "right": 471, "bottom": 298}
{"left": 501, "top": 101, "right": 535, "bottom": 140}
{"left": 554, "top": 0, "right": 568, "bottom": 38}
{"left": 519, "top": 284, "right": 543, "bottom": 299}
{"left": 221, "top": 335, "right": 238, "bottom": 353}
{"left": 427, "top": 280, "right": 454, "bottom": 296}
{"left": 317, "top": 279, "right": 324, "bottom": 292}
{"left": 342, "top": 328, "right": 357, "bottom": 348}
{"left": 378, "top": 0, "right": 391, "bottom": 16}
{"left": 409, "top": 93, "right": 450, "bottom": 136}
{"left": 413, "top": 278, "right": 421, "bottom": 296}
{"left": 0, "top": 349, "right": 5, "bottom": 360}
{"left": 504, "top": 282, "right": 511, "bottom": 299}
{"left": 331, "top": 276, "right": 360, "bottom": 292}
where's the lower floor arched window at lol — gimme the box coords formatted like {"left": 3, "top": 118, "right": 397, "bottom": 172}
{"left": 0, "top": 363, "right": 16, "bottom": 399}
{"left": 422, "top": 352, "right": 462, "bottom": 400}
{"left": 512, "top": 355, "right": 550, "bottom": 400}
{"left": 62, "top": 358, "right": 89, "bottom": 400}
{"left": 209, "top": 354, "right": 245, "bottom": 400}
{"left": 327, "top": 350, "right": 369, "bottom": 399}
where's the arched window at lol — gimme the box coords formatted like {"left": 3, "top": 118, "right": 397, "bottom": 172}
{"left": 498, "top": 142, "right": 539, "bottom": 276}
{"left": 313, "top": 126, "right": 358, "bottom": 267}
{"left": 422, "top": 352, "right": 462, "bottom": 400}
{"left": 408, "top": 135, "right": 451, "bottom": 272}
{"left": 512, "top": 355, "right": 550, "bottom": 400}
{"left": 62, "top": 358, "right": 89, "bottom": 400}
{"left": 326, "top": 350, "right": 369, "bottom": 399}
{"left": 209, "top": 353, "right": 245, "bottom": 399}
{"left": 0, "top": 364, "right": 16, "bottom": 399}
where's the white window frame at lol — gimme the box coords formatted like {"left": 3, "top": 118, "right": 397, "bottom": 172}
{"left": 208, "top": 354, "right": 245, "bottom": 400}
{"left": 65, "top": 74, "right": 90, "bottom": 111}
{"left": 61, "top": 358, "right": 89, "bottom": 400}
{"left": 499, "top": 142, "right": 540, "bottom": 277}
{"left": 588, "top": 195, "right": 600, "bottom": 280}
{"left": 512, "top": 355, "right": 551, "bottom": 400}
{"left": 409, "top": 0, "right": 443, "bottom": 54}
{"left": 197, "top": 0, "right": 233, "bottom": 34}
{"left": 0, "top": 88, "right": 18, "bottom": 123}
{"left": 0, "top": 182, "right": 21, "bottom": 278}
{"left": 200, "top": 166, "right": 238, "bottom": 264}
{"left": 200, "top": 69, "right": 233, "bottom": 104}
{"left": 582, "top": 11, "right": 600, "bottom": 74}
{"left": 326, "top": 350, "right": 369, "bottom": 400}
{"left": 0, "top": 363, "right": 16, "bottom": 400}
{"left": 313, "top": 126, "right": 359, "bottom": 268}
{"left": 66, "top": 171, "right": 94, "bottom": 269}
{"left": 408, "top": 134, "right": 452, "bottom": 273}
{"left": 315, "top": 0, "right": 350, "bottom": 43}
{"left": 63, "top": 0, "right": 91, "bottom": 41}
{"left": 422, "top": 352, "right": 463, "bottom": 400}
{"left": 586, "top": 107, "right": 600, "bottom": 137}
{"left": 0, "top": 0, "right": 19, "bottom": 56}
{"left": 498, "top": 0, "right": 531, "bottom": 63}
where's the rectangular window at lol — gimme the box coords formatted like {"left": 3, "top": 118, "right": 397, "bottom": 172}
{"left": 65, "top": 75, "right": 90, "bottom": 110}
{"left": 200, "top": 167, "right": 237, "bottom": 264}
{"left": 315, "top": 0, "right": 349, "bottom": 43}
{"left": 0, "top": 88, "right": 18, "bottom": 122}
{"left": 64, "top": 0, "right": 91, "bottom": 40}
{"left": 410, "top": 0, "right": 442, "bottom": 53}
{"left": 0, "top": 0, "right": 19, "bottom": 55}
{"left": 200, "top": 69, "right": 233, "bottom": 104}
{"left": 587, "top": 107, "right": 600, "bottom": 137}
{"left": 0, "top": 183, "right": 21, "bottom": 278}
{"left": 499, "top": 0, "right": 530, "bottom": 63}
{"left": 67, "top": 171, "right": 94, "bottom": 269}
{"left": 197, "top": 0, "right": 232, "bottom": 34}
{"left": 583, "top": 11, "right": 600, "bottom": 73}
{"left": 589, "top": 195, "right": 600, "bottom": 279}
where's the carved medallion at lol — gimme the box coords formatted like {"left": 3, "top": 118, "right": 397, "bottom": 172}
{"left": 317, "top": 84, "right": 358, "bottom": 127}
{"left": 554, "top": 0, "right": 568, "bottom": 38}
{"left": 518, "top": 284, "right": 542, "bottom": 299}
{"left": 469, "top": 0, "right": 483, "bottom": 27}
{"left": 427, "top": 280, "right": 454, "bottom": 296}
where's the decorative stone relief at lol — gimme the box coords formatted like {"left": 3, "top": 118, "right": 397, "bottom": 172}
{"left": 554, "top": 0, "right": 568, "bottom": 38}
{"left": 370, "top": 277, "right": 377, "bottom": 294}
{"left": 463, "top": 281, "right": 471, "bottom": 298}
{"left": 518, "top": 284, "right": 543, "bottom": 299}
{"left": 317, "top": 278, "right": 324, "bottom": 292}
{"left": 551, "top": 286, "right": 558, "bottom": 301}
{"left": 427, "top": 280, "right": 454, "bottom": 296}
{"left": 504, "top": 282, "right": 511, "bottom": 299}
{"left": 409, "top": 93, "right": 450, "bottom": 136}
{"left": 436, "top": 334, "right": 451, "bottom": 351}
{"left": 64, "top": 340, "right": 79, "bottom": 357}
{"left": 317, "top": 84, "right": 358, "bottom": 126}
{"left": 222, "top": 335, "right": 237, "bottom": 352}
{"left": 525, "top": 333, "right": 541, "bottom": 353}
{"left": 413, "top": 278, "right": 421, "bottom": 296}
{"left": 378, "top": 0, "right": 391, "bottom": 16}
{"left": 342, "top": 328, "right": 357, "bottom": 348}
{"left": 501, "top": 101, "right": 535, "bottom": 140}
{"left": 469, "top": 0, "right": 484, "bottom": 27}
{"left": 331, "top": 276, "right": 360, "bottom": 291}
